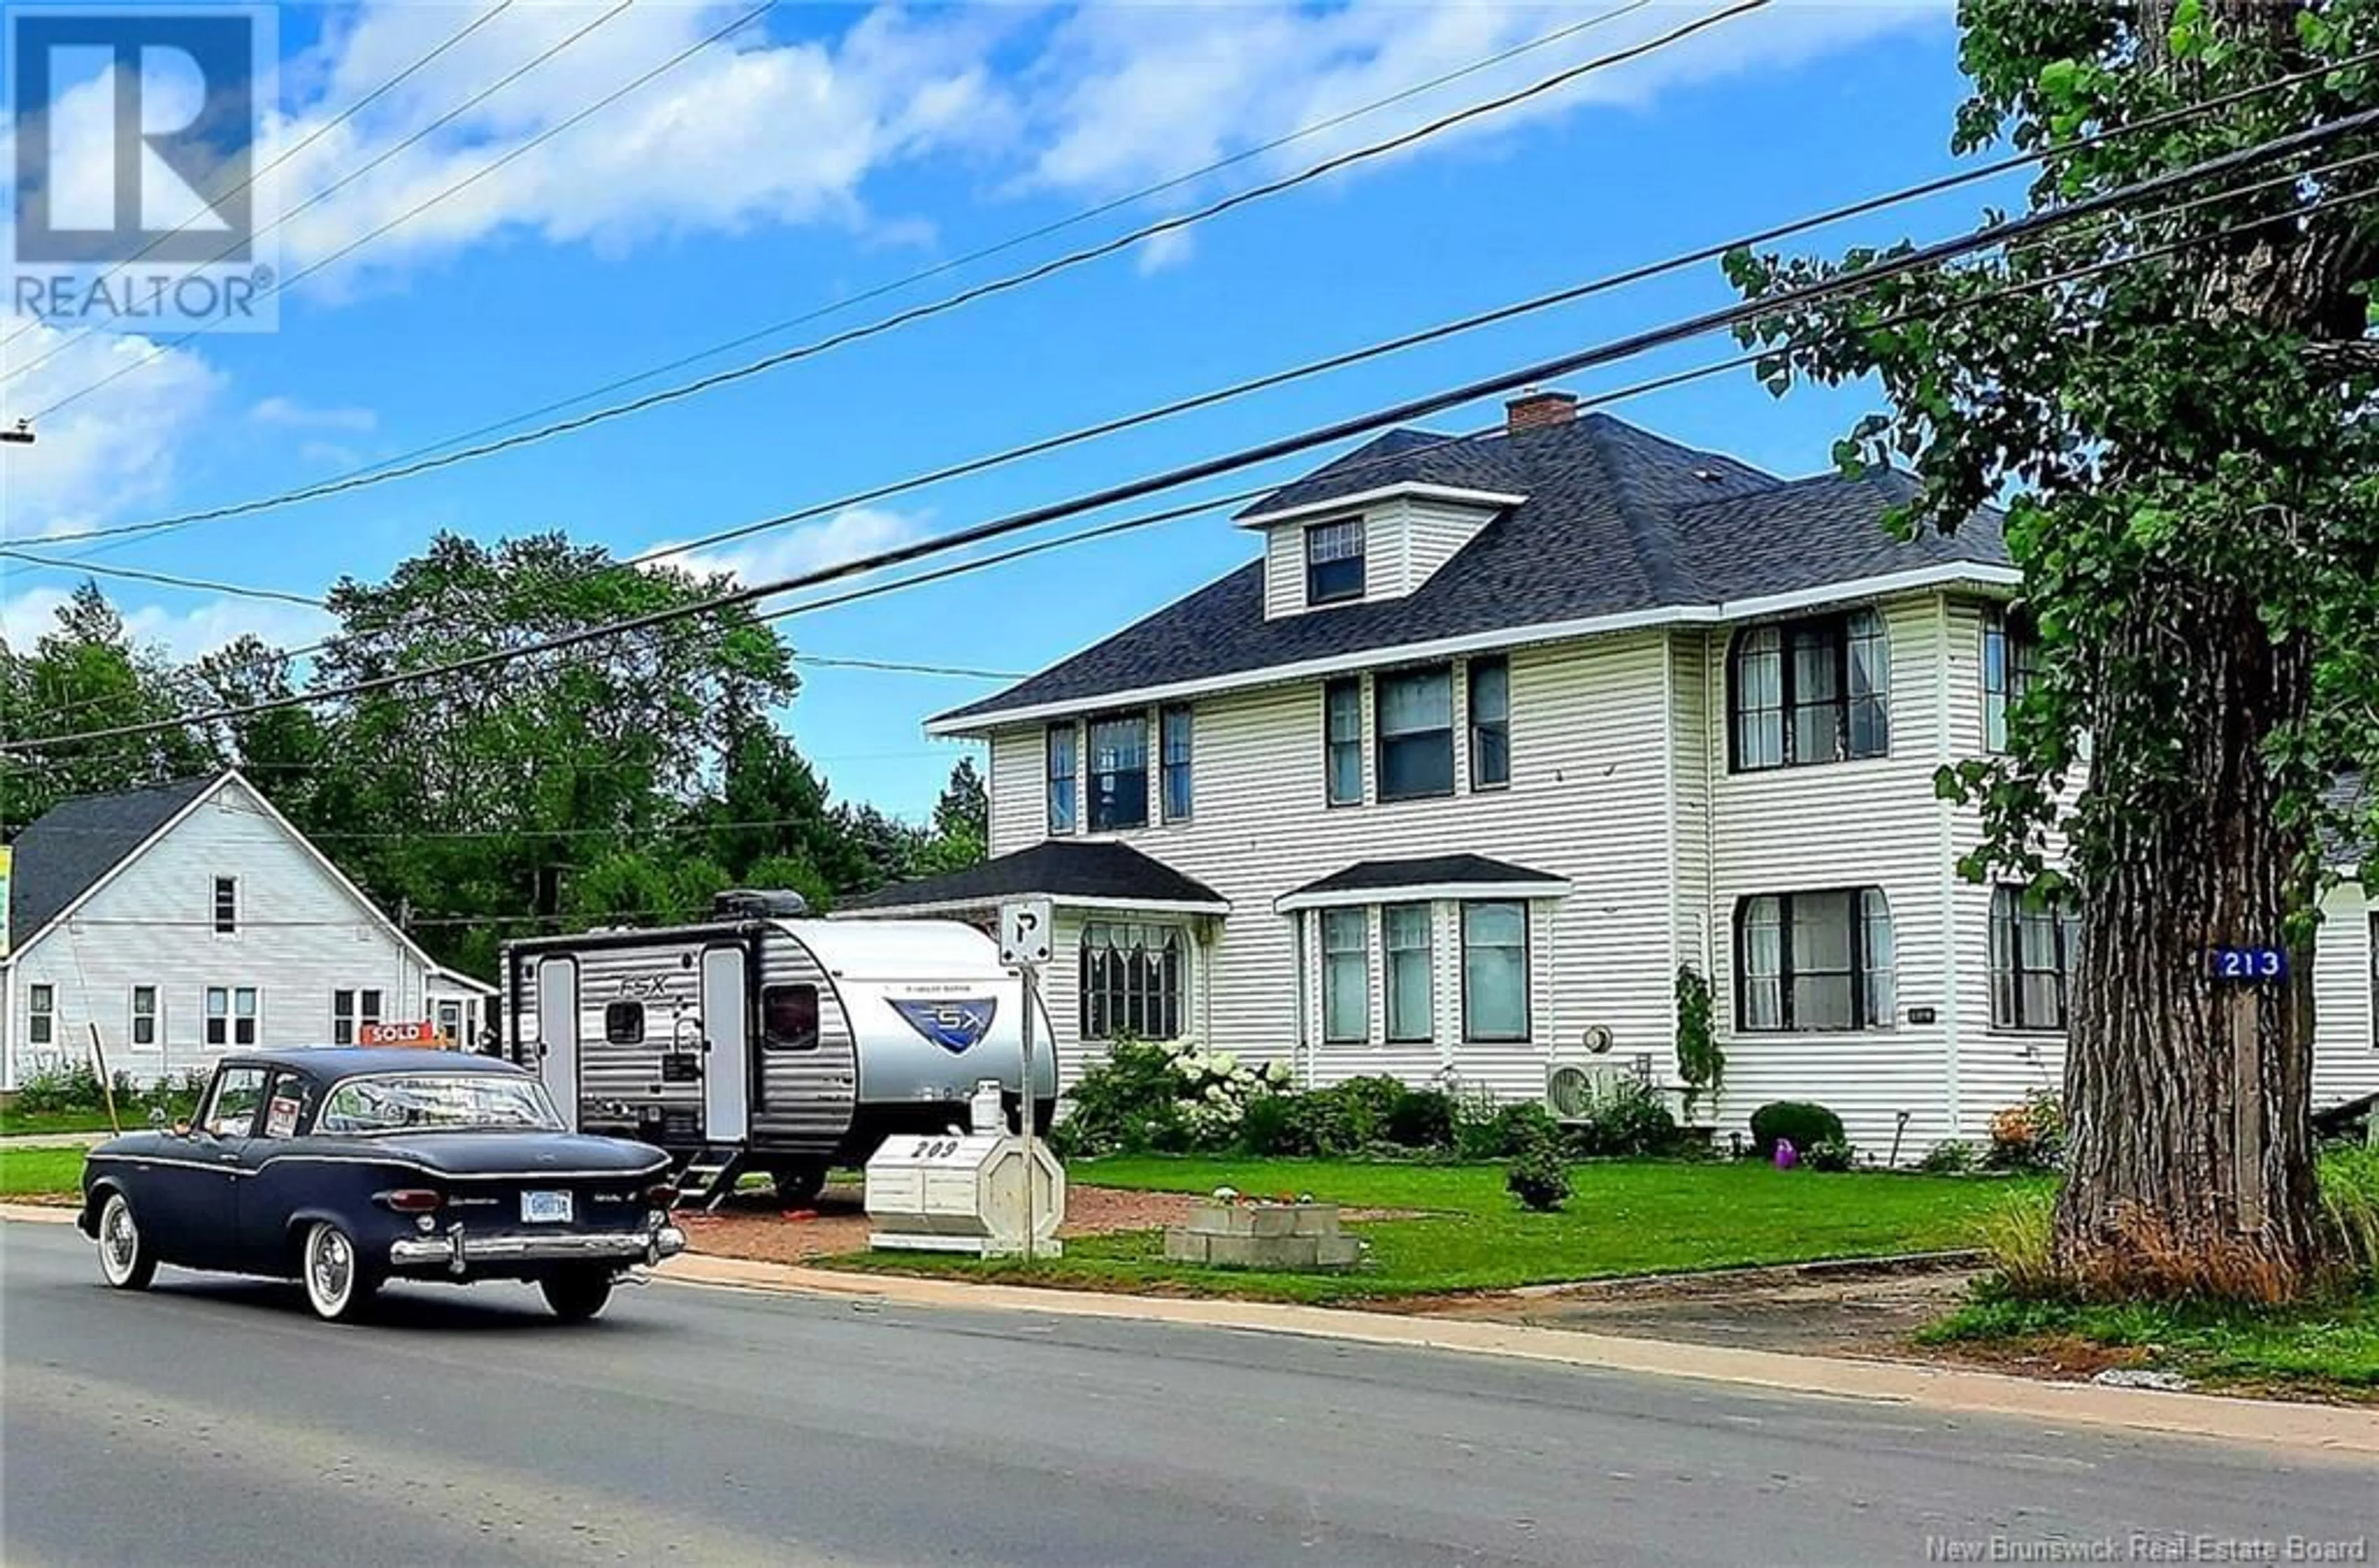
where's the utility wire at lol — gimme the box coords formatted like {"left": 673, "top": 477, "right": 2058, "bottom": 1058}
{"left": 0, "top": 0, "right": 524, "bottom": 362}
{"left": 19, "top": 36, "right": 2371, "bottom": 561}
{"left": 20, "top": 1, "right": 782, "bottom": 426}
{"left": 12, "top": 111, "right": 2374, "bottom": 753}
{"left": 10, "top": 0, "right": 1757, "bottom": 545}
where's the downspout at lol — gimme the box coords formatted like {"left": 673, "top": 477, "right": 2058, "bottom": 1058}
{"left": 1292, "top": 908, "right": 1310, "bottom": 1090}
{"left": 1935, "top": 595, "right": 1963, "bottom": 1143}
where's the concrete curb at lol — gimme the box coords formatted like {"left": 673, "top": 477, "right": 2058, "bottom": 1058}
{"left": 6, "top": 1204, "right": 2369, "bottom": 1459}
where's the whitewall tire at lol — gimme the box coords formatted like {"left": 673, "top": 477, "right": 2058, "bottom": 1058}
{"left": 301, "top": 1221, "right": 378, "bottom": 1323}
{"left": 95, "top": 1193, "right": 156, "bottom": 1290}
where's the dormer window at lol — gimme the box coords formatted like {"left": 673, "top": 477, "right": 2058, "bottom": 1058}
{"left": 1305, "top": 519, "right": 1365, "bottom": 605}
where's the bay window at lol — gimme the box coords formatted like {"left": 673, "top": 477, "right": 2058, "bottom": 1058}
{"left": 1461, "top": 901, "right": 1529, "bottom": 1041}
{"left": 1383, "top": 904, "right": 1433, "bottom": 1043}
{"left": 1735, "top": 888, "right": 1896, "bottom": 1031}
{"left": 1088, "top": 713, "right": 1150, "bottom": 831}
{"left": 1321, "top": 908, "right": 1369, "bottom": 1043}
{"left": 1729, "top": 609, "right": 1891, "bottom": 771}
{"left": 1990, "top": 884, "right": 2080, "bottom": 1030}
{"left": 1376, "top": 665, "right": 1454, "bottom": 801}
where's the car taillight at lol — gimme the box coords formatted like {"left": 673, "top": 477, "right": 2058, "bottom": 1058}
{"left": 377, "top": 1188, "right": 443, "bottom": 1213}
{"left": 642, "top": 1183, "right": 678, "bottom": 1209}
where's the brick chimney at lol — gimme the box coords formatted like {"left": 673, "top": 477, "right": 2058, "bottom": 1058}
{"left": 1505, "top": 388, "right": 1579, "bottom": 434}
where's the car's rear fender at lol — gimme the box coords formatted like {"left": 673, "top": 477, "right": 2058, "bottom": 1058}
{"left": 78, "top": 1173, "right": 128, "bottom": 1237}
{"left": 282, "top": 1204, "right": 375, "bottom": 1277}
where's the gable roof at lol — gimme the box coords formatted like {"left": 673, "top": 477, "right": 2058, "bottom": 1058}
{"left": 6, "top": 775, "right": 218, "bottom": 948}
{"left": 931, "top": 412, "right": 2016, "bottom": 732}
{"left": 836, "top": 839, "right": 1229, "bottom": 915}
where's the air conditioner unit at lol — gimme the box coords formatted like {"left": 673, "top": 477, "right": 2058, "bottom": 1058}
{"left": 1544, "top": 1059, "right": 1629, "bottom": 1123}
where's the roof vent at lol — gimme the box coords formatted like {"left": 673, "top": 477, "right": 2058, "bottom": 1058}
{"left": 713, "top": 888, "right": 810, "bottom": 920}
{"left": 1692, "top": 466, "right": 1722, "bottom": 483}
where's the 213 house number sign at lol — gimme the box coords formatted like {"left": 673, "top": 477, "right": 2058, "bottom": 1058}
{"left": 2208, "top": 945, "right": 2287, "bottom": 982}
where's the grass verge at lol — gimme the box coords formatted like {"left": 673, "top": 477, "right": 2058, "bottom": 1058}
{"left": 821, "top": 1155, "right": 2030, "bottom": 1304}
{"left": 0, "top": 1108, "right": 122, "bottom": 1139}
{"left": 0, "top": 1145, "right": 87, "bottom": 1199}
{"left": 1920, "top": 1285, "right": 2379, "bottom": 1402}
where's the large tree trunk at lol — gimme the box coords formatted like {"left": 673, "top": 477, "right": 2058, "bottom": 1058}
{"left": 2057, "top": 589, "right": 2323, "bottom": 1300}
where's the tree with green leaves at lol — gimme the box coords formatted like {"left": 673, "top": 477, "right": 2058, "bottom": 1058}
{"left": 1728, "top": 0, "right": 2379, "bottom": 1299}
{"left": 918, "top": 755, "right": 989, "bottom": 875}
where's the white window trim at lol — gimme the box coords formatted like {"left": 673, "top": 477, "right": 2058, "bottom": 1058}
{"left": 129, "top": 985, "right": 160, "bottom": 1051}
{"left": 27, "top": 983, "right": 56, "bottom": 1047}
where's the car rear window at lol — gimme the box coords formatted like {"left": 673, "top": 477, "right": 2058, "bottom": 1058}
{"left": 317, "top": 1074, "right": 561, "bottom": 1134}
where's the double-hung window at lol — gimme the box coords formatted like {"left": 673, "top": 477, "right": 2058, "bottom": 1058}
{"left": 1320, "top": 909, "right": 1369, "bottom": 1043}
{"left": 1383, "top": 905, "right": 1434, "bottom": 1043}
{"left": 131, "top": 986, "right": 158, "bottom": 1048}
{"left": 1045, "top": 724, "right": 1078, "bottom": 834}
{"left": 1160, "top": 704, "right": 1193, "bottom": 822}
{"left": 1087, "top": 712, "right": 1150, "bottom": 831}
{"left": 1305, "top": 519, "right": 1365, "bottom": 605}
{"left": 1323, "top": 678, "right": 1363, "bottom": 805}
{"left": 1468, "top": 657, "right": 1510, "bottom": 789}
{"left": 1376, "top": 665, "right": 1454, "bottom": 800}
{"left": 1989, "top": 885, "right": 2081, "bottom": 1030}
{"left": 206, "top": 986, "right": 260, "bottom": 1048}
{"left": 27, "top": 983, "right": 55, "bottom": 1046}
{"left": 1736, "top": 889, "right": 1895, "bottom": 1031}
{"left": 1729, "top": 610, "right": 1890, "bottom": 770}
{"left": 1982, "top": 607, "right": 2041, "bottom": 753}
{"left": 331, "top": 988, "right": 383, "bottom": 1046}
{"left": 1461, "top": 902, "right": 1529, "bottom": 1041}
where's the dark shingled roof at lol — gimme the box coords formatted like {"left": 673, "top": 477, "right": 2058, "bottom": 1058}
{"left": 2324, "top": 771, "right": 2372, "bottom": 869}
{"left": 1284, "top": 854, "right": 1564, "bottom": 901}
{"left": 935, "top": 412, "right": 2012, "bottom": 727}
{"left": 7, "top": 774, "right": 219, "bottom": 946}
{"left": 841, "top": 839, "right": 1227, "bottom": 913}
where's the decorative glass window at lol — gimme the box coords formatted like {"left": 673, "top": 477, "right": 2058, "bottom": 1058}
{"left": 27, "top": 983, "right": 55, "bottom": 1046}
{"left": 1983, "top": 607, "right": 2041, "bottom": 753}
{"left": 1383, "top": 904, "right": 1434, "bottom": 1043}
{"left": 1729, "top": 610, "right": 1890, "bottom": 771}
{"left": 1080, "top": 922, "right": 1185, "bottom": 1040}
{"left": 1376, "top": 665, "right": 1455, "bottom": 801}
{"left": 1321, "top": 908, "right": 1369, "bottom": 1044}
{"left": 1461, "top": 902, "right": 1529, "bottom": 1042}
{"left": 1324, "top": 678, "right": 1363, "bottom": 806}
{"left": 213, "top": 875, "right": 238, "bottom": 935}
{"left": 762, "top": 984, "right": 821, "bottom": 1051}
{"left": 1160, "top": 704, "right": 1193, "bottom": 823}
{"left": 603, "top": 1001, "right": 645, "bottom": 1046}
{"left": 1305, "top": 518, "right": 1365, "bottom": 605}
{"left": 1735, "top": 890, "right": 1896, "bottom": 1031}
{"left": 1990, "top": 885, "right": 2082, "bottom": 1030}
{"left": 131, "top": 985, "right": 157, "bottom": 1048}
{"left": 1045, "top": 724, "right": 1078, "bottom": 834}
{"left": 1087, "top": 713, "right": 1150, "bottom": 832}
{"left": 1468, "top": 657, "right": 1510, "bottom": 789}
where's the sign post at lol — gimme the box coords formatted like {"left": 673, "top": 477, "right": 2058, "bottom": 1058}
{"left": 998, "top": 900, "right": 1053, "bottom": 1263}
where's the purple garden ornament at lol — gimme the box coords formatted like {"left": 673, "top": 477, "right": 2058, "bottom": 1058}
{"left": 1774, "top": 1137, "right": 1798, "bottom": 1171}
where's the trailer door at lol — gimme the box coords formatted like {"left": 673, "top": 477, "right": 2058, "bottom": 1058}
{"left": 535, "top": 956, "right": 581, "bottom": 1128}
{"left": 701, "top": 945, "right": 750, "bottom": 1142}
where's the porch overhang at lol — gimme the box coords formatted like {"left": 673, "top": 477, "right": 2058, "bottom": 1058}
{"left": 1273, "top": 852, "right": 1568, "bottom": 914}
{"left": 831, "top": 839, "right": 1231, "bottom": 920}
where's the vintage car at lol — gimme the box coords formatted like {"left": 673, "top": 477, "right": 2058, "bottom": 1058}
{"left": 77, "top": 1048, "right": 685, "bottom": 1323}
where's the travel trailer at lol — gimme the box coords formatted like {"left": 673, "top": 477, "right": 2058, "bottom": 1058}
{"left": 501, "top": 891, "right": 1058, "bottom": 1205}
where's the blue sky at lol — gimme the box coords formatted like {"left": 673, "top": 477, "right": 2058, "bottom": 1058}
{"left": 0, "top": 0, "right": 2018, "bottom": 821}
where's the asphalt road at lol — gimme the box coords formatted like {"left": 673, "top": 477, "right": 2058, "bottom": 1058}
{"left": 3, "top": 1223, "right": 2368, "bottom": 1568}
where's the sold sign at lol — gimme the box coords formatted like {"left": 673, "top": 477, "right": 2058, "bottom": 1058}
{"left": 358, "top": 1020, "right": 450, "bottom": 1047}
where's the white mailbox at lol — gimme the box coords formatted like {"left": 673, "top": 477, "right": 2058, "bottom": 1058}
{"left": 864, "top": 1131, "right": 1065, "bottom": 1258}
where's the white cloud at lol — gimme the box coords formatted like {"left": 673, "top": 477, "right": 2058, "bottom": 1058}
{"left": 0, "top": 322, "right": 227, "bottom": 540}
{"left": 0, "top": 579, "right": 334, "bottom": 661}
{"left": 251, "top": 395, "right": 377, "bottom": 431}
{"left": 642, "top": 505, "right": 926, "bottom": 590}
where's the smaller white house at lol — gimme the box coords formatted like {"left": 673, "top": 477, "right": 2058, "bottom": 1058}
{"left": 1, "top": 770, "right": 496, "bottom": 1090}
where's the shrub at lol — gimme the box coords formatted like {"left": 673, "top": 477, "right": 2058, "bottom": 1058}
{"left": 1561, "top": 1079, "right": 1681, "bottom": 1158}
{"left": 14, "top": 1062, "right": 106, "bottom": 1116}
{"left": 1917, "top": 1140, "right": 1978, "bottom": 1175}
{"left": 1505, "top": 1141, "right": 1571, "bottom": 1212}
{"left": 1976, "top": 1185, "right": 2060, "bottom": 1297}
{"left": 1281, "top": 1075, "right": 1408, "bottom": 1156}
{"left": 1235, "top": 1092, "right": 1300, "bottom": 1157}
{"left": 1801, "top": 1136, "right": 1859, "bottom": 1173}
{"left": 1383, "top": 1087, "right": 1456, "bottom": 1150}
{"left": 2319, "top": 1144, "right": 2379, "bottom": 1278}
{"left": 1673, "top": 963, "right": 1723, "bottom": 1120}
{"left": 1048, "top": 1038, "right": 1288, "bottom": 1158}
{"left": 1984, "top": 1090, "right": 2067, "bottom": 1173}
{"left": 1463, "top": 1100, "right": 1561, "bottom": 1160}
{"left": 1749, "top": 1101, "right": 1844, "bottom": 1160}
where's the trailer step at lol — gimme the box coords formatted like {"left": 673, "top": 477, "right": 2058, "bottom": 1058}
{"left": 675, "top": 1145, "right": 748, "bottom": 1212}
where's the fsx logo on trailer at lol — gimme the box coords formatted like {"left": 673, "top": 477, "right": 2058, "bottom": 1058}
{"left": 7, "top": 4, "right": 279, "bottom": 332}
{"left": 888, "top": 999, "right": 997, "bottom": 1054}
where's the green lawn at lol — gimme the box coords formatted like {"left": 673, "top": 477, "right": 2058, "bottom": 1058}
{"left": 827, "top": 1155, "right": 2034, "bottom": 1303}
{"left": 0, "top": 1146, "right": 87, "bottom": 1199}
{"left": 1923, "top": 1287, "right": 2379, "bottom": 1399}
{"left": 0, "top": 1107, "right": 122, "bottom": 1138}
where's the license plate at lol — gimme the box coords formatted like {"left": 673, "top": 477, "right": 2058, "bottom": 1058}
{"left": 522, "top": 1190, "right": 572, "bottom": 1224}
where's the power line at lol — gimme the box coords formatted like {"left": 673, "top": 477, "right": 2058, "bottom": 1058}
{"left": 40, "top": 1, "right": 1655, "bottom": 559}
{"left": 20, "top": 38, "right": 2370, "bottom": 567}
{"left": 0, "top": 1, "right": 524, "bottom": 363}
{"left": 10, "top": 112, "right": 2373, "bottom": 756}
{"left": 4, "top": 0, "right": 639, "bottom": 396}
{"left": 11, "top": 0, "right": 1759, "bottom": 547}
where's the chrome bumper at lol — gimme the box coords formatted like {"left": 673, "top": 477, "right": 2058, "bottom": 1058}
{"left": 389, "top": 1224, "right": 686, "bottom": 1275}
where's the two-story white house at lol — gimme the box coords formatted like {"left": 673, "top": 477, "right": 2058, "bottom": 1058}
{"left": 1, "top": 770, "right": 497, "bottom": 1090}
{"left": 842, "top": 392, "right": 2379, "bottom": 1155}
